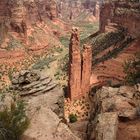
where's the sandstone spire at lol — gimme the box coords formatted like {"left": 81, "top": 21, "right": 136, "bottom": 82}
{"left": 68, "top": 28, "right": 92, "bottom": 100}
{"left": 81, "top": 44, "right": 92, "bottom": 95}
{"left": 68, "top": 27, "right": 81, "bottom": 100}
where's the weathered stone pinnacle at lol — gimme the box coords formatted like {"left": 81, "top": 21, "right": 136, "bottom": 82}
{"left": 68, "top": 28, "right": 92, "bottom": 100}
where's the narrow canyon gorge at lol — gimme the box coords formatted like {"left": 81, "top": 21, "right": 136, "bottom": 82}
{"left": 0, "top": 0, "right": 140, "bottom": 140}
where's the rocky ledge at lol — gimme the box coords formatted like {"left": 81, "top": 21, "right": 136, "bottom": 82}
{"left": 11, "top": 70, "right": 57, "bottom": 96}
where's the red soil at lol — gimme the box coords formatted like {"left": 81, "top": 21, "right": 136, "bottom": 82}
{"left": 90, "top": 39, "right": 140, "bottom": 86}
{"left": 117, "top": 119, "right": 140, "bottom": 140}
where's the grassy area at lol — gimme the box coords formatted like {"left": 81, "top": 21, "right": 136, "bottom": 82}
{"left": 74, "top": 21, "right": 99, "bottom": 41}
{"left": 60, "top": 36, "right": 70, "bottom": 47}
{"left": 32, "top": 56, "right": 56, "bottom": 70}
{"left": 7, "top": 36, "right": 25, "bottom": 50}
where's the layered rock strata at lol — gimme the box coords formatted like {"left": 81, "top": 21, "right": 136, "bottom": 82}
{"left": 8, "top": 0, "right": 27, "bottom": 35}
{"left": 0, "top": 0, "right": 58, "bottom": 35}
{"left": 11, "top": 70, "right": 57, "bottom": 96}
{"left": 99, "top": 2, "right": 140, "bottom": 37}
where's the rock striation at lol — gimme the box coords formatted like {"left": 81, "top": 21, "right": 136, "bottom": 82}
{"left": 68, "top": 28, "right": 92, "bottom": 100}
{"left": 81, "top": 45, "right": 92, "bottom": 96}
{"left": 99, "top": 2, "right": 140, "bottom": 38}
{"left": 8, "top": 0, "right": 27, "bottom": 35}
{"left": 57, "top": 0, "right": 100, "bottom": 21}
{"left": 11, "top": 70, "right": 57, "bottom": 96}
{"left": 0, "top": 0, "right": 58, "bottom": 35}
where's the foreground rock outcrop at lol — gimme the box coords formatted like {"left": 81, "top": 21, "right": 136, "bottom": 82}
{"left": 21, "top": 87, "right": 80, "bottom": 140}
{"left": 95, "top": 112, "right": 118, "bottom": 140}
{"left": 88, "top": 84, "right": 140, "bottom": 140}
{"left": 2, "top": 68, "right": 80, "bottom": 140}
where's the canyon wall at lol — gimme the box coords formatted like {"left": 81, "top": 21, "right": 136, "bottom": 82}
{"left": 90, "top": 1, "right": 140, "bottom": 87}
{"left": 57, "top": 0, "right": 100, "bottom": 21}
{"left": 0, "top": 0, "right": 58, "bottom": 35}
{"left": 100, "top": 2, "right": 140, "bottom": 37}
{"left": 68, "top": 28, "right": 92, "bottom": 100}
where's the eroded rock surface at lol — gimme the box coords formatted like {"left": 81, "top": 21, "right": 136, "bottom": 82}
{"left": 88, "top": 84, "right": 140, "bottom": 140}
{"left": 68, "top": 28, "right": 92, "bottom": 100}
{"left": 11, "top": 70, "right": 57, "bottom": 96}
{"left": 21, "top": 84, "right": 79, "bottom": 140}
{"left": 95, "top": 112, "right": 118, "bottom": 140}
{"left": 93, "top": 86, "right": 140, "bottom": 119}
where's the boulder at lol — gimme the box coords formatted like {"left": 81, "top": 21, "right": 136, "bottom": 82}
{"left": 94, "top": 86, "right": 138, "bottom": 119}
{"left": 22, "top": 107, "right": 80, "bottom": 140}
{"left": 12, "top": 70, "right": 40, "bottom": 85}
{"left": 95, "top": 112, "right": 118, "bottom": 140}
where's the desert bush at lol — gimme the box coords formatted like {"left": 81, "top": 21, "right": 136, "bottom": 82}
{"left": 69, "top": 114, "right": 77, "bottom": 123}
{"left": 123, "top": 52, "right": 140, "bottom": 85}
{"left": 0, "top": 97, "right": 29, "bottom": 140}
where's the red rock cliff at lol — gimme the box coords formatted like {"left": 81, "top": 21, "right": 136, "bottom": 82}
{"left": 0, "top": 0, "right": 58, "bottom": 34}
{"left": 100, "top": 2, "right": 140, "bottom": 37}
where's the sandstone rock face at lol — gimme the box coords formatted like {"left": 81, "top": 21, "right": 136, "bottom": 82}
{"left": 94, "top": 86, "right": 139, "bottom": 119}
{"left": 22, "top": 107, "right": 80, "bottom": 140}
{"left": 95, "top": 112, "right": 118, "bottom": 140}
{"left": 69, "top": 121, "right": 89, "bottom": 140}
{"left": 100, "top": 2, "right": 140, "bottom": 38}
{"left": 9, "top": 0, "right": 27, "bottom": 35}
{"left": 68, "top": 28, "right": 92, "bottom": 100}
{"left": 0, "top": 0, "right": 58, "bottom": 34}
{"left": 57, "top": 0, "right": 99, "bottom": 21}
{"left": 45, "top": 0, "right": 57, "bottom": 21}
{"left": 68, "top": 28, "right": 81, "bottom": 100}
{"left": 88, "top": 84, "right": 140, "bottom": 140}
{"left": 81, "top": 45, "right": 92, "bottom": 95}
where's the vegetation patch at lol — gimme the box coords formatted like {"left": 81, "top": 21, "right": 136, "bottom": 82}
{"left": 123, "top": 52, "right": 140, "bottom": 85}
{"left": 60, "top": 36, "right": 70, "bottom": 47}
{"left": 69, "top": 114, "right": 77, "bottom": 123}
{"left": 32, "top": 56, "right": 56, "bottom": 70}
{"left": 0, "top": 96, "right": 29, "bottom": 140}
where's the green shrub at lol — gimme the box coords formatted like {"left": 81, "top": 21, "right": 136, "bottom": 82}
{"left": 0, "top": 99, "right": 29, "bottom": 140}
{"left": 69, "top": 114, "right": 77, "bottom": 123}
{"left": 123, "top": 52, "right": 140, "bottom": 85}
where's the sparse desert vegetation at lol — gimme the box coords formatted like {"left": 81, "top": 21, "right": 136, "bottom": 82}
{"left": 0, "top": 0, "right": 140, "bottom": 140}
